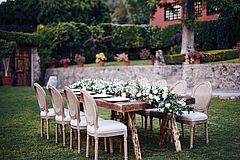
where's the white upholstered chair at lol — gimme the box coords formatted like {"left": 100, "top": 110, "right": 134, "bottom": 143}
{"left": 48, "top": 85, "right": 70, "bottom": 146}
{"left": 81, "top": 89, "right": 128, "bottom": 160}
{"left": 33, "top": 83, "right": 55, "bottom": 139}
{"left": 176, "top": 81, "right": 212, "bottom": 148}
{"left": 170, "top": 80, "right": 187, "bottom": 95}
{"left": 64, "top": 86, "right": 87, "bottom": 154}
{"left": 139, "top": 79, "right": 167, "bottom": 130}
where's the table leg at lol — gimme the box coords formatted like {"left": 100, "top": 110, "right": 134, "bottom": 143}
{"left": 171, "top": 118, "right": 182, "bottom": 152}
{"left": 111, "top": 110, "right": 116, "bottom": 120}
{"left": 159, "top": 111, "right": 168, "bottom": 145}
{"left": 128, "top": 112, "right": 142, "bottom": 160}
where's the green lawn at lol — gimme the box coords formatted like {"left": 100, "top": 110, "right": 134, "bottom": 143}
{"left": 0, "top": 86, "right": 240, "bottom": 159}
{"left": 205, "top": 58, "right": 240, "bottom": 64}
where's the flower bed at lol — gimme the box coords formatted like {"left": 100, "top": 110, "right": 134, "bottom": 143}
{"left": 70, "top": 79, "right": 193, "bottom": 117}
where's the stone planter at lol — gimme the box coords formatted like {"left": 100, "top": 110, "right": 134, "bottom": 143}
{"left": 194, "top": 58, "right": 201, "bottom": 64}
{"left": 63, "top": 64, "right": 69, "bottom": 68}
{"left": 79, "top": 63, "right": 84, "bottom": 67}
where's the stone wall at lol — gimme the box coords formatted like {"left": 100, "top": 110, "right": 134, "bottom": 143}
{"left": 45, "top": 64, "right": 240, "bottom": 89}
{"left": 31, "top": 47, "right": 40, "bottom": 85}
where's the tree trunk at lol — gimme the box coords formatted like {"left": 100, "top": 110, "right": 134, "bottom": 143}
{"left": 180, "top": 0, "right": 195, "bottom": 64}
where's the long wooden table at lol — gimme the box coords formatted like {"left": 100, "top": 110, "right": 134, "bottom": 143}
{"left": 77, "top": 95, "right": 194, "bottom": 159}
{"left": 95, "top": 99, "right": 152, "bottom": 160}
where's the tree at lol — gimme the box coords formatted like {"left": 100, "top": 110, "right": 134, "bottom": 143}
{"left": 38, "top": 0, "right": 111, "bottom": 25}
{"left": 111, "top": 0, "right": 151, "bottom": 24}
{"left": 0, "top": 0, "right": 40, "bottom": 31}
{"left": 148, "top": 0, "right": 240, "bottom": 63}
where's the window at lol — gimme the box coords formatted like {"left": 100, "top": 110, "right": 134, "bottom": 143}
{"left": 164, "top": 4, "right": 181, "bottom": 21}
{"left": 195, "top": 1, "right": 202, "bottom": 16}
{"left": 206, "top": 2, "right": 219, "bottom": 15}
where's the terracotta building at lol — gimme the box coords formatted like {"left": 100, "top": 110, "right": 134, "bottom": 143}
{"left": 150, "top": 0, "right": 219, "bottom": 28}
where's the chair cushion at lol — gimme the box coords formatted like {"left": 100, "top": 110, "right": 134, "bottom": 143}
{"left": 87, "top": 120, "right": 127, "bottom": 135}
{"left": 40, "top": 108, "right": 55, "bottom": 117}
{"left": 70, "top": 116, "right": 87, "bottom": 127}
{"left": 177, "top": 111, "right": 208, "bottom": 122}
{"left": 55, "top": 111, "right": 71, "bottom": 122}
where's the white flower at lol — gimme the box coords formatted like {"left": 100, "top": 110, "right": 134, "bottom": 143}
{"left": 153, "top": 89, "right": 158, "bottom": 95}
{"left": 165, "top": 103, "right": 171, "bottom": 108}
{"left": 136, "top": 92, "right": 141, "bottom": 97}
{"left": 149, "top": 93, "right": 153, "bottom": 99}
{"left": 154, "top": 96, "right": 160, "bottom": 101}
{"left": 121, "top": 92, "right": 126, "bottom": 98}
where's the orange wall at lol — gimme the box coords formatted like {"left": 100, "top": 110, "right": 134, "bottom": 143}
{"left": 150, "top": 4, "right": 219, "bottom": 28}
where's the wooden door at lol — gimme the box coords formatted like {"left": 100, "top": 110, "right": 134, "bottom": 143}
{"left": 14, "top": 46, "right": 31, "bottom": 86}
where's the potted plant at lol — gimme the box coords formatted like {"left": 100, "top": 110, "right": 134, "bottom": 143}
{"left": 139, "top": 48, "right": 155, "bottom": 65}
{"left": 95, "top": 52, "right": 107, "bottom": 67}
{"left": 0, "top": 39, "right": 17, "bottom": 85}
{"left": 114, "top": 52, "right": 130, "bottom": 66}
{"left": 188, "top": 50, "right": 204, "bottom": 64}
{"left": 74, "top": 54, "right": 86, "bottom": 67}
{"left": 59, "top": 58, "right": 71, "bottom": 68}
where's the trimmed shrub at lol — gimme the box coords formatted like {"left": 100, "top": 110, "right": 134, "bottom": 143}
{"left": 202, "top": 49, "right": 240, "bottom": 62}
{"left": 0, "top": 29, "right": 38, "bottom": 46}
{"left": 164, "top": 54, "right": 185, "bottom": 64}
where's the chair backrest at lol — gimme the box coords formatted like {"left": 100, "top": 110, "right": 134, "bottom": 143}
{"left": 170, "top": 80, "right": 187, "bottom": 95}
{"left": 33, "top": 83, "right": 48, "bottom": 112}
{"left": 48, "top": 85, "right": 65, "bottom": 117}
{"left": 64, "top": 86, "right": 80, "bottom": 121}
{"left": 154, "top": 79, "right": 167, "bottom": 88}
{"left": 81, "top": 89, "right": 99, "bottom": 131}
{"left": 192, "top": 81, "right": 212, "bottom": 114}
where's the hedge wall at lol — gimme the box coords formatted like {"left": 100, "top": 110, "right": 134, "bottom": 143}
{"left": 202, "top": 49, "right": 240, "bottom": 62}
{"left": 0, "top": 30, "right": 38, "bottom": 46}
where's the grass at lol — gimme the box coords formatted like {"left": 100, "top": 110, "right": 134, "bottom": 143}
{"left": 0, "top": 86, "right": 240, "bottom": 159}
{"left": 84, "top": 60, "right": 149, "bottom": 67}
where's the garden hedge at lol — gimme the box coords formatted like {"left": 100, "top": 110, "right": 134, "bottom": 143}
{"left": 0, "top": 30, "right": 38, "bottom": 46}
{"left": 202, "top": 49, "right": 240, "bottom": 62}
{"left": 164, "top": 54, "right": 185, "bottom": 64}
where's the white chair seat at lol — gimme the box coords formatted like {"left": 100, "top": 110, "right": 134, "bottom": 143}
{"left": 87, "top": 120, "right": 127, "bottom": 135}
{"left": 40, "top": 108, "right": 55, "bottom": 117}
{"left": 80, "top": 111, "right": 85, "bottom": 117}
{"left": 177, "top": 111, "right": 208, "bottom": 122}
{"left": 55, "top": 111, "right": 71, "bottom": 122}
{"left": 70, "top": 116, "right": 87, "bottom": 127}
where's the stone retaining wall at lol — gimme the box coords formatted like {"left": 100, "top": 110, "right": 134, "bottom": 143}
{"left": 45, "top": 64, "right": 240, "bottom": 89}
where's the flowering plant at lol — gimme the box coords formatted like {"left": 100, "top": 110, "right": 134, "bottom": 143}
{"left": 114, "top": 52, "right": 129, "bottom": 62}
{"left": 139, "top": 48, "right": 152, "bottom": 60}
{"left": 95, "top": 52, "right": 107, "bottom": 63}
{"left": 74, "top": 54, "right": 85, "bottom": 64}
{"left": 59, "top": 58, "right": 71, "bottom": 65}
{"left": 69, "top": 79, "right": 193, "bottom": 117}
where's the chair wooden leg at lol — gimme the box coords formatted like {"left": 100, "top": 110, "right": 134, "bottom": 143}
{"left": 150, "top": 116, "right": 153, "bottom": 131}
{"left": 95, "top": 137, "right": 99, "bottom": 160}
{"left": 40, "top": 118, "right": 43, "bottom": 137}
{"left": 109, "top": 138, "right": 113, "bottom": 154}
{"left": 181, "top": 123, "right": 185, "bottom": 138}
{"left": 104, "top": 137, "right": 107, "bottom": 152}
{"left": 86, "top": 134, "right": 89, "bottom": 158}
{"left": 190, "top": 124, "right": 194, "bottom": 149}
{"left": 205, "top": 122, "right": 209, "bottom": 144}
{"left": 124, "top": 133, "right": 128, "bottom": 160}
{"left": 46, "top": 118, "right": 49, "bottom": 140}
{"left": 62, "top": 124, "right": 66, "bottom": 146}
{"left": 70, "top": 128, "right": 72, "bottom": 149}
{"left": 141, "top": 116, "right": 144, "bottom": 128}
{"left": 77, "top": 129, "right": 81, "bottom": 154}
{"left": 144, "top": 116, "right": 148, "bottom": 130}
{"left": 55, "top": 123, "right": 58, "bottom": 144}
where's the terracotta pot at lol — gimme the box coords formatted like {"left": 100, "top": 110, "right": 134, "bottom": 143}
{"left": 63, "top": 64, "right": 69, "bottom": 68}
{"left": 50, "top": 64, "right": 56, "bottom": 68}
{"left": 148, "top": 59, "right": 155, "bottom": 65}
{"left": 79, "top": 63, "right": 84, "bottom": 67}
{"left": 2, "top": 76, "right": 13, "bottom": 86}
{"left": 194, "top": 58, "right": 201, "bottom": 64}
{"left": 124, "top": 61, "right": 130, "bottom": 66}
{"left": 99, "top": 61, "right": 105, "bottom": 67}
